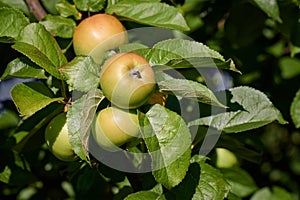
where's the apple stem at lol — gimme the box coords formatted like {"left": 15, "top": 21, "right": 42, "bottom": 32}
{"left": 130, "top": 69, "right": 142, "bottom": 79}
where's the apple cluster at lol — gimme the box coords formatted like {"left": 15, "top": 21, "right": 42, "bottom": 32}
{"left": 74, "top": 14, "right": 156, "bottom": 151}
{"left": 44, "top": 14, "right": 157, "bottom": 161}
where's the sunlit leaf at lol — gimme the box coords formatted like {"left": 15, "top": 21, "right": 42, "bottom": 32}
{"left": 141, "top": 104, "right": 191, "bottom": 189}
{"left": 12, "top": 23, "right": 67, "bottom": 79}
{"left": 40, "top": 15, "right": 76, "bottom": 38}
{"left": 157, "top": 78, "right": 226, "bottom": 107}
{"left": 291, "top": 89, "right": 300, "bottom": 128}
{"left": 60, "top": 56, "right": 100, "bottom": 92}
{"left": 106, "top": 0, "right": 189, "bottom": 31}
{"left": 189, "top": 86, "right": 288, "bottom": 133}
{"left": 1, "top": 57, "right": 46, "bottom": 80}
{"left": 11, "top": 82, "right": 63, "bottom": 117}
{"left": 0, "top": 7, "right": 29, "bottom": 42}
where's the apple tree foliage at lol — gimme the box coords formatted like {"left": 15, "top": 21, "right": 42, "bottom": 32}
{"left": 0, "top": 0, "right": 299, "bottom": 199}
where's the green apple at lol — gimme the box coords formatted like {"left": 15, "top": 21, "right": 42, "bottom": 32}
{"left": 73, "top": 14, "right": 127, "bottom": 57}
{"left": 216, "top": 148, "right": 239, "bottom": 168}
{"left": 93, "top": 107, "right": 140, "bottom": 151}
{"left": 100, "top": 53, "right": 156, "bottom": 109}
{"left": 45, "top": 113, "right": 76, "bottom": 161}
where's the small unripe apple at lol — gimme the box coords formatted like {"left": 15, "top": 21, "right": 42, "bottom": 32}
{"left": 73, "top": 14, "right": 127, "bottom": 58}
{"left": 216, "top": 148, "right": 238, "bottom": 168}
{"left": 45, "top": 113, "right": 76, "bottom": 161}
{"left": 92, "top": 107, "right": 140, "bottom": 151}
{"left": 100, "top": 53, "right": 156, "bottom": 109}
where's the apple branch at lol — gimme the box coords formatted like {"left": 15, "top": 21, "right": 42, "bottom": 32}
{"left": 25, "top": 0, "right": 47, "bottom": 21}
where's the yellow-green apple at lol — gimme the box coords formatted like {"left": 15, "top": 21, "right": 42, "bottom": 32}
{"left": 100, "top": 53, "right": 156, "bottom": 109}
{"left": 45, "top": 113, "right": 76, "bottom": 161}
{"left": 93, "top": 107, "right": 140, "bottom": 151}
{"left": 216, "top": 148, "right": 238, "bottom": 168}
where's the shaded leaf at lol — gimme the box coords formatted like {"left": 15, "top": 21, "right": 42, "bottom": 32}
{"left": 157, "top": 78, "right": 226, "bottom": 107}
{"left": 60, "top": 56, "right": 100, "bottom": 92}
{"left": 106, "top": 0, "right": 189, "bottom": 31}
{"left": 191, "top": 155, "right": 231, "bottom": 200}
{"left": 0, "top": 7, "right": 29, "bottom": 42}
{"left": 124, "top": 191, "right": 166, "bottom": 200}
{"left": 1, "top": 57, "right": 46, "bottom": 80}
{"left": 188, "top": 86, "right": 288, "bottom": 133}
{"left": 56, "top": 0, "right": 81, "bottom": 20}
{"left": 40, "top": 15, "right": 76, "bottom": 38}
{"left": 74, "top": 0, "right": 105, "bottom": 12}
{"left": 291, "top": 89, "right": 300, "bottom": 128}
{"left": 253, "top": 0, "right": 282, "bottom": 22}
{"left": 12, "top": 23, "right": 67, "bottom": 79}
{"left": 250, "top": 186, "right": 294, "bottom": 200}
{"left": 10, "top": 82, "right": 63, "bottom": 117}
{"left": 279, "top": 57, "right": 300, "bottom": 79}
{"left": 141, "top": 104, "right": 191, "bottom": 189}
{"left": 0, "top": 109, "right": 19, "bottom": 129}
{"left": 167, "top": 57, "right": 241, "bottom": 74}
{"left": 0, "top": 0, "right": 32, "bottom": 17}
{"left": 220, "top": 167, "right": 258, "bottom": 198}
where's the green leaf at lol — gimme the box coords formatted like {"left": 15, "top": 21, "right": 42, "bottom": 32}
{"left": 124, "top": 191, "right": 166, "bottom": 200}
{"left": 191, "top": 155, "right": 231, "bottom": 200}
{"left": 0, "top": 7, "right": 29, "bottom": 42}
{"left": 79, "top": 89, "right": 104, "bottom": 156}
{"left": 0, "top": 57, "right": 47, "bottom": 80}
{"left": 291, "top": 89, "right": 300, "bottom": 128}
{"left": 146, "top": 39, "right": 225, "bottom": 65}
{"left": 12, "top": 23, "right": 67, "bottom": 79}
{"left": 0, "top": 152, "right": 36, "bottom": 185}
{"left": 106, "top": 0, "right": 190, "bottom": 31}
{"left": 157, "top": 78, "right": 226, "bottom": 107}
{"left": 119, "top": 42, "right": 149, "bottom": 54}
{"left": 40, "top": 0, "right": 59, "bottom": 15}
{"left": 0, "top": 0, "right": 32, "bottom": 17}
{"left": 167, "top": 57, "right": 241, "bottom": 74}
{"left": 0, "top": 109, "right": 19, "bottom": 129}
{"left": 250, "top": 186, "right": 294, "bottom": 200}
{"left": 141, "top": 104, "right": 191, "bottom": 189}
{"left": 60, "top": 56, "right": 100, "bottom": 92}
{"left": 74, "top": 0, "right": 105, "bottom": 12}
{"left": 279, "top": 57, "right": 300, "bottom": 79}
{"left": 55, "top": 0, "right": 81, "bottom": 20}
{"left": 0, "top": 166, "right": 11, "bottom": 184}
{"left": 40, "top": 15, "right": 76, "bottom": 38}
{"left": 67, "top": 89, "right": 104, "bottom": 162}
{"left": 67, "top": 95, "right": 88, "bottom": 162}
{"left": 10, "top": 82, "right": 63, "bottom": 117}
{"left": 165, "top": 162, "right": 201, "bottom": 199}
{"left": 189, "top": 86, "right": 288, "bottom": 133}
{"left": 252, "top": 0, "right": 282, "bottom": 23}
{"left": 220, "top": 167, "right": 258, "bottom": 198}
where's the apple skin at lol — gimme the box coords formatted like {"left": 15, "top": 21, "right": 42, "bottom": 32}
{"left": 45, "top": 113, "right": 76, "bottom": 162}
{"left": 93, "top": 107, "right": 140, "bottom": 151}
{"left": 216, "top": 148, "right": 238, "bottom": 168}
{"left": 73, "top": 14, "right": 127, "bottom": 56}
{"left": 100, "top": 53, "right": 156, "bottom": 109}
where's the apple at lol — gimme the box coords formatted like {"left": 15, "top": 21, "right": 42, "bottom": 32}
{"left": 73, "top": 14, "right": 127, "bottom": 57}
{"left": 100, "top": 53, "right": 156, "bottom": 109}
{"left": 215, "top": 148, "right": 239, "bottom": 168}
{"left": 45, "top": 113, "right": 76, "bottom": 161}
{"left": 92, "top": 107, "right": 140, "bottom": 151}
